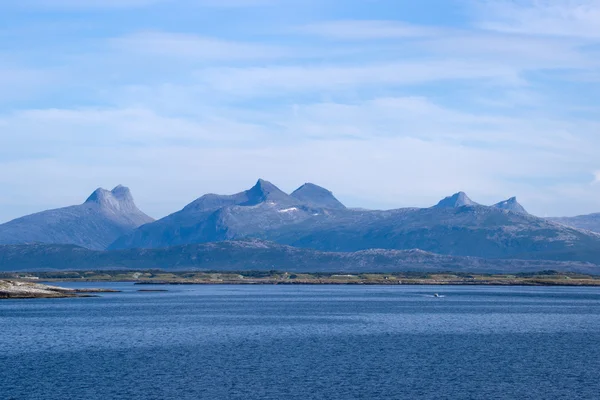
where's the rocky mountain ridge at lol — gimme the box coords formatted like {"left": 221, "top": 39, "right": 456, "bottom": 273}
{"left": 1, "top": 179, "right": 599, "bottom": 270}
{"left": 106, "top": 180, "right": 600, "bottom": 265}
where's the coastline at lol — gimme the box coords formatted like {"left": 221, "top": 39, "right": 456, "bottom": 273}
{"left": 0, "top": 279, "right": 120, "bottom": 299}
{"left": 4, "top": 270, "right": 600, "bottom": 287}
{"left": 4, "top": 272, "right": 600, "bottom": 299}
{"left": 133, "top": 280, "right": 600, "bottom": 287}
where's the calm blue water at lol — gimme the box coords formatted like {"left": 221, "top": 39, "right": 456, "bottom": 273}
{"left": 2, "top": 284, "right": 600, "bottom": 399}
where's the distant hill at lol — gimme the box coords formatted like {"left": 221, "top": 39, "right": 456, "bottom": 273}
{"left": 0, "top": 186, "right": 153, "bottom": 250}
{"left": 0, "top": 241, "right": 598, "bottom": 274}
{"left": 291, "top": 183, "right": 346, "bottom": 209}
{"left": 549, "top": 213, "right": 600, "bottom": 234}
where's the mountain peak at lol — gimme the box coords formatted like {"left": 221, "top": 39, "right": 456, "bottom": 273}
{"left": 254, "top": 178, "right": 279, "bottom": 191}
{"left": 434, "top": 192, "right": 477, "bottom": 208}
{"left": 244, "top": 179, "right": 292, "bottom": 206}
{"left": 291, "top": 183, "right": 346, "bottom": 209}
{"left": 111, "top": 185, "right": 134, "bottom": 202}
{"left": 85, "top": 188, "right": 112, "bottom": 205}
{"left": 295, "top": 183, "right": 321, "bottom": 191}
{"left": 493, "top": 197, "right": 528, "bottom": 214}
{"left": 85, "top": 185, "right": 139, "bottom": 212}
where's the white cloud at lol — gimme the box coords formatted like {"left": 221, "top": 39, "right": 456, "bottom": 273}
{"left": 295, "top": 20, "right": 440, "bottom": 39}
{"left": 12, "top": 0, "right": 166, "bottom": 9}
{"left": 193, "top": 61, "right": 520, "bottom": 96}
{"left": 189, "top": 0, "right": 274, "bottom": 6}
{"left": 112, "top": 32, "right": 289, "bottom": 60}
{"left": 420, "top": 33, "right": 592, "bottom": 68}
{"left": 9, "top": 0, "right": 271, "bottom": 9}
{"left": 475, "top": 0, "right": 600, "bottom": 38}
{"left": 0, "top": 66, "right": 60, "bottom": 104}
{"left": 0, "top": 107, "right": 268, "bottom": 150}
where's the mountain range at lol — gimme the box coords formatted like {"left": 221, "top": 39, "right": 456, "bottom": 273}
{"left": 108, "top": 180, "right": 600, "bottom": 264}
{"left": 1, "top": 179, "right": 600, "bottom": 272}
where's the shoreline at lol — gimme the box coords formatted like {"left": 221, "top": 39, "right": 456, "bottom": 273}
{"left": 5, "top": 270, "right": 600, "bottom": 288}
{"left": 132, "top": 279, "right": 600, "bottom": 287}
{"left": 0, "top": 279, "right": 120, "bottom": 299}
{"left": 4, "top": 276, "right": 600, "bottom": 297}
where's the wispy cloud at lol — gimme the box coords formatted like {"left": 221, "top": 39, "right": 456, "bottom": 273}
{"left": 475, "top": 0, "right": 600, "bottom": 38}
{"left": 421, "top": 33, "right": 593, "bottom": 68}
{"left": 9, "top": 0, "right": 271, "bottom": 9}
{"left": 10, "top": 0, "right": 166, "bottom": 9}
{"left": 112, "top": 32, "right": 289, "bottom": 60}
{"left": 0, "top": 65, "right": 61, "bottom": 105}
{"left": 295, "top": 20, "right": 440, "bottom": 39}
{"left": 0, "top": 107, "right": 268, "bottom": 152}
{"left": 193, "top": 61, "right": 520, "bottom": 96}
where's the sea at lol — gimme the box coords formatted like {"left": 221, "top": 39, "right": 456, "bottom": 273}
{"left": 2, "top": 283, "right": 600, "bottom": 400}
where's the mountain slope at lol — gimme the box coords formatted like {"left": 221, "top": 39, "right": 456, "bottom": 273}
{"left": 1, "top": 241, "right": 598, "bottom": 274}
{"left": 0, "top": 186, "right": 153, "bottom": 250}
{"left": 549, "top": 213, "right": 600, "bottom": 234}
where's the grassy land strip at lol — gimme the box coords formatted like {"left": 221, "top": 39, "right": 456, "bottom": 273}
{"left": 2, "top": 270, "right": 600, "bottom": 286}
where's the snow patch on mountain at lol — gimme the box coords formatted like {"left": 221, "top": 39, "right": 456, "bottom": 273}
{"left": 279, "top": 207, "right": 299, "bottom": 213}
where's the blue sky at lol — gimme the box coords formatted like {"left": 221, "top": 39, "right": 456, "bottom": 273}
{"left": 1, "top": 0, "right": 600, "bottom": 221}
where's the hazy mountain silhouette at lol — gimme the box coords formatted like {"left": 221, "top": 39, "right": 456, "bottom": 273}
{"left": 0, "top": 186, "right": 153, "bottom": 250}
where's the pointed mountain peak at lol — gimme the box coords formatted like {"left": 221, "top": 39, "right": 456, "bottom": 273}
{"left": 253, "top": 178, "right": 280, "bottom": 192}
{"left": 291, "top": 183, "right": 346, "bottom": 209}
{"left": 244, "top": 179, "right": 293, "bottom": 205}
{"left": 493, "top": 196, "right": 528, "bottom": 214}
{"left": 434, "top": 192, "right": 477, "bottom": 209}
{"left": 183, "top": 179, "right": 296, "bottom": 212}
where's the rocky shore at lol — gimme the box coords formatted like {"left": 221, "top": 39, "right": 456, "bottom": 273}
{"left": 0, "top": 280, "right": 119, "bottom": 299}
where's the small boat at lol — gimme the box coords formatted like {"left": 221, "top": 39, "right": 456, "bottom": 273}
{"left": 433, "top": 293, "right": 440, "bottom": 298}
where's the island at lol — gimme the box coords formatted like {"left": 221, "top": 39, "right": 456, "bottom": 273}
{"left": 0, "top": 279, "right": 119, "bottom": 299}
{"left": 3, "top": 270, "right": 600, "bottom": 287}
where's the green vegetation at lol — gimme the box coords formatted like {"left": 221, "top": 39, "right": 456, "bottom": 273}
{"left": 2, "top": 270, "right": 600, "bottom": 286}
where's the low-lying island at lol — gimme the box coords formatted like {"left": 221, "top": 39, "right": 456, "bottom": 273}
{"left": 0, "top": 280, "right": 119, "bottom": 299}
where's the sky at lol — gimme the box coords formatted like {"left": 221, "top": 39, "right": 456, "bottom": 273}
{"left": 1, "top": 0, "right": 600, "bottom": 221}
